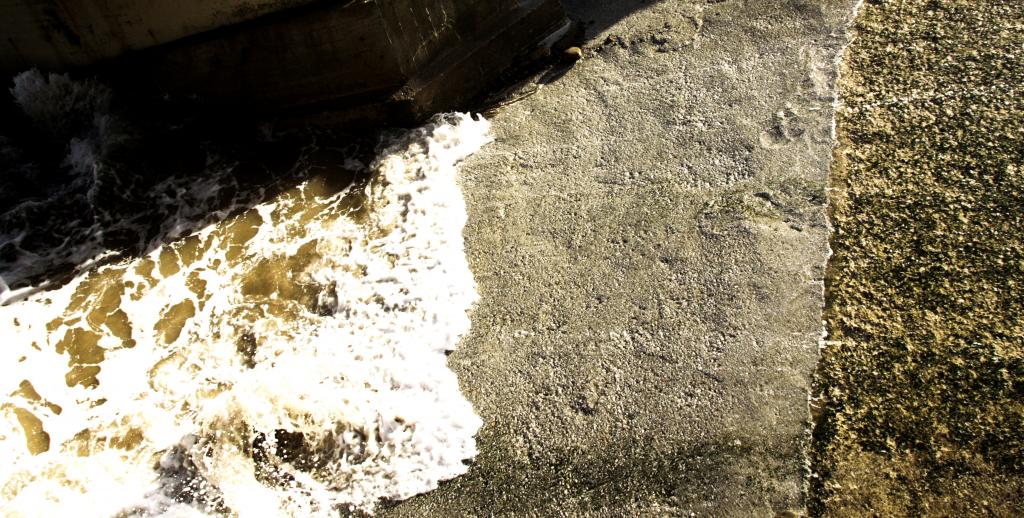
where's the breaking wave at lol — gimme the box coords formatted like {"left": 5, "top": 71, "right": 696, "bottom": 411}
{"left": 0, "top": 70, "right": 489, "bottom": 516}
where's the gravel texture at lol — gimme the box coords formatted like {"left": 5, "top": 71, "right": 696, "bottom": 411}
{"left": 813, "top": 1, "right": 1024, "bottom": 515}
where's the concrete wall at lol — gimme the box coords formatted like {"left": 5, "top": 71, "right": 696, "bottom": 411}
{"left": 140, "top": 1, "right": 405, "bottom": 112}
{"left": 378, "top": 0, "right": 522, "bottom": 74}
{"left": 0, "top": 0, "right": 318, "bottom": 71}
{"left": 1, "top": 0, "right": 569, "bottom": 123}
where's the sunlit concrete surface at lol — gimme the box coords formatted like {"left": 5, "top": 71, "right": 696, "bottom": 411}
{"left": 384, "top": 0, "right": 858, "bottom": 515}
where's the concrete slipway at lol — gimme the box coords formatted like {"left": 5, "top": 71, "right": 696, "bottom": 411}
{"left": 385, "top": 0, "right": 859, "bottom": 515}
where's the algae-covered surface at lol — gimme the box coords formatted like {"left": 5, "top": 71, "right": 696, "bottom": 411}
{"left": 814, "top": 1, "right": 1024, "bottom": 515}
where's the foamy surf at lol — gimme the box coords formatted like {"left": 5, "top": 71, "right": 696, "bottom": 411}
{"left": 0, "top": 84, "right": 491, "bottom": 517}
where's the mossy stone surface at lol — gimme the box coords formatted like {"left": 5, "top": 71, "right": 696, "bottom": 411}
{"left": 813, "top": 1, "right": 1024, "bottom": 515}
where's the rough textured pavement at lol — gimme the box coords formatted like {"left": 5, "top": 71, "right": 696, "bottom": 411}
{"left": 384, "top": 0, "right": 858, "bottom": 515}
{"left": 813, "top": 1, "right": 1024, "bottom": 516}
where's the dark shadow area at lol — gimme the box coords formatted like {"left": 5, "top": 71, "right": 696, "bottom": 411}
{"left": 0, "top": 69, "right": 378, "bottom": 301}
{"left": 470, "top": 0, "right": 661, "bottom": 117}
{"left": 562, "top": 0, "right": 660, "bottom": 41}
{"left": 381, "top": 430, "right": 805, "bottom": 516}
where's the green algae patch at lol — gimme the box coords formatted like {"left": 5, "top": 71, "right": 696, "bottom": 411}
{"left": 813, "top": 1, "right": 1024, "bottom": 515}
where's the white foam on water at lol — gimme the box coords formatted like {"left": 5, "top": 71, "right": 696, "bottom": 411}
{"left": 0, "top": 113, "right": 491, "bottom": 516}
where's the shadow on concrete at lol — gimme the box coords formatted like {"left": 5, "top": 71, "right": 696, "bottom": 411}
{"left": 473, "top": 0, "right": 660, "bottom": 118}
{"left": 381, "top": 430, "right": 804, "bottom": 516}
{"left": 562, "top": 0, "right": 660, "bottom": 41}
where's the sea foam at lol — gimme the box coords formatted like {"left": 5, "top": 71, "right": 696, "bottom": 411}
{"left": 0, "top": 109, "right": 490, "bottom": 516}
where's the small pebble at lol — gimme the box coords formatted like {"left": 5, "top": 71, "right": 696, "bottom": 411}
{"left": 562, "top": 46, "right": 583, "bottom": 62}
